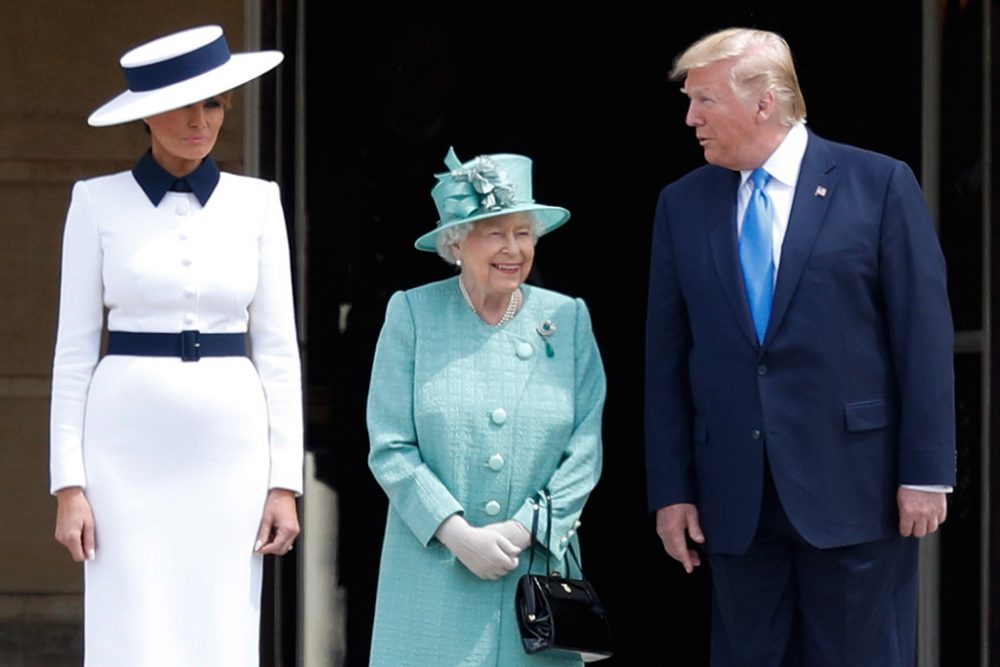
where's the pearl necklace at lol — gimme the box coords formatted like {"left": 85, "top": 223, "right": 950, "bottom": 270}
{"left": 459, "top": 277, "right": 520, "bottom": 326}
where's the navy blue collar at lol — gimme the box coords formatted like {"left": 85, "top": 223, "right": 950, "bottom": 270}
{"left": 131, "top": 150, "right": 220, "bottom": 206}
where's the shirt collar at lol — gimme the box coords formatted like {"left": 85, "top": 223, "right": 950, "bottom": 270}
{"left": 131, "top": 150, "right": 220, "bottom": 207}
{"left": 740, "top": 122, "right": 809, "bottom": 189}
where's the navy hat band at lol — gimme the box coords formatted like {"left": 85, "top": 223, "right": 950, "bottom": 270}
{"left": 124, "top": 34, "right": 231, "bottom": 92}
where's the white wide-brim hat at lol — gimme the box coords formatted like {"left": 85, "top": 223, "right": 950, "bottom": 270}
{"left": 88, "top": 25, "right": 283, "bottom": 127}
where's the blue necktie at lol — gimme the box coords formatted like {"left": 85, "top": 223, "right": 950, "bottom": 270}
{"left": 739, "top": 168, "right": 774, "bottom": 343}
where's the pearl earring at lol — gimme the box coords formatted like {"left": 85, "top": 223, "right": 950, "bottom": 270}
{"left": 455, "top": 258, "right": 462, "bottom": 267}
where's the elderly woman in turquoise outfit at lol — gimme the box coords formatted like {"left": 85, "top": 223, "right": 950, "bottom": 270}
{"left": 366, "top": 148, "right": 606, "bottom": 666}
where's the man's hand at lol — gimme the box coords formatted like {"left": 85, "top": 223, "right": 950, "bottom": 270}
{"left": 897, "top": 487, "right": 947, "bottom": 537}
{"left": 655, "top": 503, "right": 705, "bottom": 573}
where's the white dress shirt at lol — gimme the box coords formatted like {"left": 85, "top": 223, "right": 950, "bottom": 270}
{"left": 737, "top": 121, "right": 808, "bottom": 276}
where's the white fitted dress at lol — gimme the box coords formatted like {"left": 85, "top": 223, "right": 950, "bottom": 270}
{"left": 50, "top": 169, "right": 303, "bottom": 667}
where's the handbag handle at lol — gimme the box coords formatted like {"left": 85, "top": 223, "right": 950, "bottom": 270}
{"left": 525, "top": 493, "right": 585, "bottom": 579}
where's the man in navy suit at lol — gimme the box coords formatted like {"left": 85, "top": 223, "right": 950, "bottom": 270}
{"left": 644, "top": 28, "right": 955, "bottom": 666}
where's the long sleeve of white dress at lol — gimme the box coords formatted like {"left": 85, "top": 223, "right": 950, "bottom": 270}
{"left": 248, "top": 181, "right": 304, "bottom": 493}
{"left": 50, "top": 181, "right": 104, "bottom": 492}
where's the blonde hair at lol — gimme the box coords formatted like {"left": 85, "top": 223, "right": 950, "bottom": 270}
{"left": 671, "top": 28, "right": 806, "bottom": 126}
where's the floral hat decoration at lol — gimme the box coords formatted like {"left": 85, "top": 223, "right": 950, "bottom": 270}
{"left": 414, "top": 147, "right": 571, "bottom": 251}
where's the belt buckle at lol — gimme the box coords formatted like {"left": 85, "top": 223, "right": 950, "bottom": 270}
{"left": 181, "top": 330, "right": 201, "bottom": 362}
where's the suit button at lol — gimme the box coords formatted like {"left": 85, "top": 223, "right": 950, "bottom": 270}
{"left": 491, "top": 408, "right": 508, "bottom": 425}
{"left": 484, "top": 500, "right": 501, "bottom": 516}
{"left": 516, "top": 342, "right": 534, "bottom": 359}
{"left": 757, "top": 364, "right": 768, "bottom": 376}
{"left": 751, "top": 429, "right": 762, "bottom": 440}
{"left": 487, "top": 454, "right": 505, "bottom": 471}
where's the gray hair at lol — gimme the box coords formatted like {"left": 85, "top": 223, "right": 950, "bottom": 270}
{"left": 671, "top": 27, "right": 807, "bottom": 127}
{"left": 434, "top": 213, "right": 543, "bottom": 265}
{"left": 435, "top": 222, "right": 475, "bottom": 264}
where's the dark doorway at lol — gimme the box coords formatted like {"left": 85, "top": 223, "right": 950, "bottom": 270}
{"left": 301, "top": 3, "right": 980, "bottom": 665}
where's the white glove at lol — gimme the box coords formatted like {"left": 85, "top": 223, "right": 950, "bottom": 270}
{"left": 484, "top": 519, "right": 532, "bottom": 552}
{"left": 435, "top": 514, "right": 521, "bottom": 580}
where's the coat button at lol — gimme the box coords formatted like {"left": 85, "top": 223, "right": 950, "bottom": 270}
{"left": 484, "top": 500, "right": 501, "bottom": 516}
{"left": 184, "top": 285, "right": 197, "bottom": 297}
{"left": 491, "top": 408, "right": 508, "bottom": 425}
{"left": 757, "top": 364, "right": 768, "bottom": 376}
{"left": 179, "top": 231, "right": 190, "bottom": 241}
{"left": 516, "top": 342, "right": 534, "bottom": 359}
{"left": 181, "top": 258, "right": 192, "bottom": 267}
{"left": 487, "top": 454, "right": 505, "bottom": 471}
{"left": 751, "top": 429, "right": 762, "bottom": 440}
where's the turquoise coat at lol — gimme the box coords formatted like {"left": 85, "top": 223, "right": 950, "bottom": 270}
{"left": 367, "top": 277, "right": 606, "bottom": 667}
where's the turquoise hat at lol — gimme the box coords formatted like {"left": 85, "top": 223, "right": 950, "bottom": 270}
{"left": 414, "top": 147, "right": 571, "bottom": 252}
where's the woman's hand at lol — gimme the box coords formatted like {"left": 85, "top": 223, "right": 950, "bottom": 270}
{"left": 484, "top": 519, "right": 531, "bottom": 551}
{"left": 435, "top": 514, "right": 521, "bottom": 580}
{"left": 255, "top": 488, "right": 300, "bottom": 555}
{"left": 54, "top": 487, "right": 96, "bottom": 562}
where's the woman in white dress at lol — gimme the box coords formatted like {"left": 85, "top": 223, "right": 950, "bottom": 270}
{"left": 50, "top": 25, "right": 302, "bottom": 666}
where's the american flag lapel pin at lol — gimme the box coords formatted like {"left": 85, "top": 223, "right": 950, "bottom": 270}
{"left": 815, "top": 186, "right": 828, "bottom": 198}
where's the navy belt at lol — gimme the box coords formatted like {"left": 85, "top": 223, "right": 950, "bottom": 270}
{"left": 106, "top": 331, "right": 247, "bottom": 362}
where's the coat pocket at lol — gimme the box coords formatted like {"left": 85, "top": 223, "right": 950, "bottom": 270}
{"left": 844, "top": 399, "right": 892, "bottom": 432}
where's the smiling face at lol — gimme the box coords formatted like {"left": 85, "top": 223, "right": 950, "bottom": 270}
{"left": 452, "top": 212, "right": 537, "bottom": 301}
{"left": 144, "top": 97, "right": 226, "bottom": 176}
{"left": 682, "top": 58, "right": 779, "bottom": 171}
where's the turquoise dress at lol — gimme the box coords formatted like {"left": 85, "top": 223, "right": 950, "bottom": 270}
{"left": 366, "top": 277, "right": 606, "bottom": 666}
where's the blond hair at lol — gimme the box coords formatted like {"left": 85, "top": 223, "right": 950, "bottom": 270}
{"left": 671, "top": 28, "right": 806, "bottom": 126}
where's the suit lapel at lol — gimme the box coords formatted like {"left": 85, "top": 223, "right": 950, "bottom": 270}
{"left": 709, "top": 169, "right": 760, "bottom": 349}
{"left": 763, "top": 134, "right": 838, "bottom": 347}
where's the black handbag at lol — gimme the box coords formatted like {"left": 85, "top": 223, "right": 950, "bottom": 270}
{"left": 514, "top": 495, "right": 613, "bottom": 662}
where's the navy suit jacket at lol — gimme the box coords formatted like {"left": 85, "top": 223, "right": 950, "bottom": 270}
{"left": 644, "top": 132, "right": 956, "bottom": 555}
